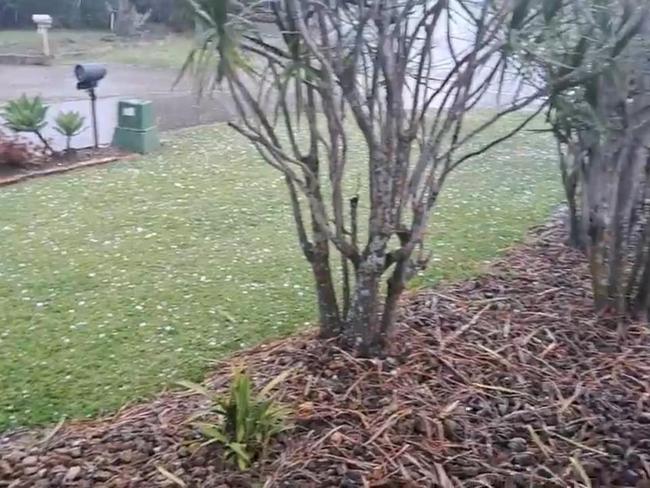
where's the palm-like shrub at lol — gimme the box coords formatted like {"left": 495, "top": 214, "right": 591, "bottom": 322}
{"left": 54, "top": 111, "right": 86, "bottom": 151}
{"left": 2, "top": 95, "right": 52, "bottom": 153}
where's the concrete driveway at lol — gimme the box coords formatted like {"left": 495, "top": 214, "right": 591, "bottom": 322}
{"left": 0, "top": 62, "right": 238, "bottom": 149}
{"left": 0, "top": 63, "right": 187, "bottom": 102}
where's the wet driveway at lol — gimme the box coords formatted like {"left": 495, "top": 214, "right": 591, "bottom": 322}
{"left": 0, "top": 63, "right": 237, "bottom": 149}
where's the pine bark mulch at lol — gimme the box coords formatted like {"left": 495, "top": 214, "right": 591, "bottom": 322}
{"left": 1, "top": 216, "right": 649, "bottom": 487}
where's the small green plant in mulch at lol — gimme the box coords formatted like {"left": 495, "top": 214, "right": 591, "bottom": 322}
{"left": 54, "top": 111, "right": 86, "bottom": 152}
{"left": 180, "top": 369, "right": 293, "bottom": 470}
{"left": 1, "top": 95, "right": 53, "bottom": 153}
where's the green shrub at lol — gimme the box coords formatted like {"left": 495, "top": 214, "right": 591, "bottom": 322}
{"left": 54, "top": 111, "right": 86, "bottom": 151}
{"left": 1, "top": 95, "right": 52, "bottom": 153}
{"left": 180, "top": 368, "right": 292, "bottom": 470}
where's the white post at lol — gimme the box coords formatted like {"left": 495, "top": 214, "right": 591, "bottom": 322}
{"left": 32, "top": 15, "right": 53, "bottom": 57}
{"left": 39, "top": 26, "right": 50, "bottom": 56}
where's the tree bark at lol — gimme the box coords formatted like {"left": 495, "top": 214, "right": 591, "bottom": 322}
{"left": 583, "top": 140, "right": 611, "bottom": 311}
{"left": 380, "top": 257, "right": 408, "bottom": 342}
{"left": 632, "top": 199, "right": 650, "bottom": 319}
{"left": 564, "top": 160, "right": 584, "bottom": 249}
{"left": 310, "top": 240, "right": 341, "bottom": 338}
{"left": 285, "top": 173, "right": 341, "bottom": 338}
{"left": 556, "top": 139, "right": 584, "bottom": 248}
{"left": 343, "top": 233, "right": 389, "bottom": 355}
{"left": 567, "top": 190, "right": 583, "bottom": 249}
{"left": 343, "top": 264, "right": 383, "bottom": 356}
{"left": 636, "top": 259, "right": 650, "bottom": 320}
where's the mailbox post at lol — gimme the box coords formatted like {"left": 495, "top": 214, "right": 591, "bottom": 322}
{"left": 31, "top": 14, "right": 52, "bottom": 57}
{"left": 74, "top": 64, "right": 107, "bottom": 148}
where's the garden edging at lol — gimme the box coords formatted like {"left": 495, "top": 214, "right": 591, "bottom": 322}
{"left": 0, "top": 154, "right": 137, "bottom": 187}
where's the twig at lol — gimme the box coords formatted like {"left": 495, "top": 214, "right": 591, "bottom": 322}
{"left": 545, "top": 430, "right": 609, "bottom": 457}
{"left": 439, "top": 304, "right": 492, "bottom": 352}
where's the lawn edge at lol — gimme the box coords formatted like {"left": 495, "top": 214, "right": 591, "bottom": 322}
{"left": 0, "top": 154, "right": 138, "bottom": 188}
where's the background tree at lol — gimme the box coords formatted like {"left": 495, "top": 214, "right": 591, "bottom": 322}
{"left": 0, "top": 0, "right": 185, "bottom": 29}
{"left": 184, "top": 0, "right": 594, "bottom": 355}
{"left": 0, "top": 0, "right": 20, "bottom": 27}
{"left": 516, "top": 0, "right": 650, "bottom": 318}
{"left": 114, "top": 0, "right": 151, "bottom": 36}
{"left": 132, "top": 0, "right": 188, "bottom": 26}
{"left": 0, "top": 0, "right": 107, "bottom": 28}
{"left": 0, "top": 0, "right": 79, "bottom": 27}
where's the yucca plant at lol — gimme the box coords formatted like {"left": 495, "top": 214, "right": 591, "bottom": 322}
{"left": 54, "top": 111, "right": 86, "bottom": 152}
{"left": 180, "top": 368, "right": 292, "bottom": 470}
{"left": 1, "top": 95, "right": 52, "bottom": 153}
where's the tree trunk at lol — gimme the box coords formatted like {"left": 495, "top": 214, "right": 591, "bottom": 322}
{"left": 558, "top": 142, "right": 584, "bottom": 249}
{"left": 115, "top": 0, "right": 136, "bottom": 37}
{"left": 343, "top": 233, "right": 389, "bottom": 355}
{"left": 380, "top": 257, "right": 408, "bottom": 343}
{"left": 579, "top": 54, "right": 650, "bottom": 314}
{"left": 583, "top": 138, "right": 611, "bottom": 310}
{"left": 631, "top": 199, "right": 650, "bottom": 319}
{"left": 568, "top": 193, "right": 583, "bottom": 249}
{"left": 564, "top": 170, "right": 583, "bottom": 249}
{"left": 636, "top": 259, "right": 650, "bottom": 320}
{"left": 343, "top": 264, "right": 383, "bottom": 356}
{"left": 310, "top": 240, "right": 341, "bottom": 338}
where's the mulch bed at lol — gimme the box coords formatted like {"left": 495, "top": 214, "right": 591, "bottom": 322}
{"left": 0, "top": 147, "right": 131, "bottom": 187}
{"left": 2, "top": 215, "right": 650, "bottom": 487}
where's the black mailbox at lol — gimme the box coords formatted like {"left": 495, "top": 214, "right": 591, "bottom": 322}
{"left": 74, "top": 63, "right": 106, "bottom": 148}
{"left": 75, "top": 64, "right": 107, "bottom": 90}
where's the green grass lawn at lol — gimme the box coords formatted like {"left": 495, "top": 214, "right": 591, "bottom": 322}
{"left": 0, "top": 118, "right": 562, "bottom": 430}
{"left": 0, "top": 29, "right": 192, "bottom": 69}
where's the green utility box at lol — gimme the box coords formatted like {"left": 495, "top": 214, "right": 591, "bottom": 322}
{"left": 112, "top": 99, "right": 160, "bottom": 154}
